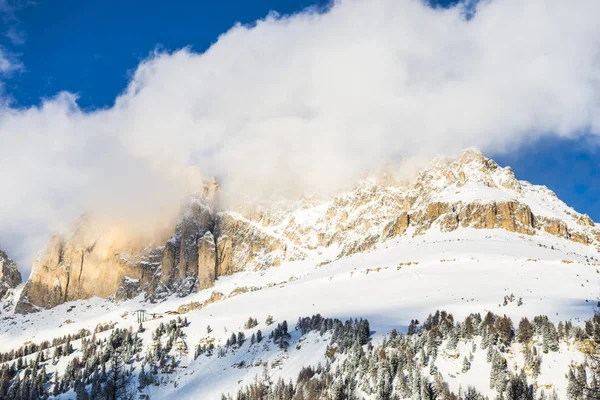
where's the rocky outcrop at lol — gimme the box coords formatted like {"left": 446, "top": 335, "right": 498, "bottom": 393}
{"left": 15, "top": 225, "right": 149, "bottom": 313}
{"left": 115, "top": 276, "right": 141, "bottom": 301}
{"left": 383, "top": 200, "right": 535, "bottom": 239}
{"left": 16, "top": 179, "right": 292, "bottom": 312}
{"left": 535, "top": 216, "right": 569, "bottom": 238}
{"left": 160, "top": 241, "right": 177, "bottom": 285}
{"left": 576, "top": 215, "right": 595, "bottom": 227}
{"left": 215, "top": 213, "right": 291, "bottom": 271}
{"left": 0, "top": 250, "right": 22, "bottom": 299}
{"left": 383, "top": 213, "right": 410, "bottom": 240}
{"left": 197, "top": 231, "right": 217, "bottom": 290}
{"left": 457, "top": 201, "right": 534, "bottom": 234}
{"left": 571, "top": 231, "right": 593, "bottom": 245}
{"left": 216, "top": 236, "right": 233, "bottom": 276}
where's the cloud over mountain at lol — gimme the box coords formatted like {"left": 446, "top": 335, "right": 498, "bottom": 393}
{"left": 1, "top": 0, "right": 600, "bottom": 273}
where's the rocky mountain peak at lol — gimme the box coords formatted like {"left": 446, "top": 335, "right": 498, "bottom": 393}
{"left": 457, "top": 147, "right": 485, "bottom": 163}
{"left": 0, "top": 250, "right": 22, "bottom": 299}
{"left": 14, "top": 149, "right": 600, "bottom": 313}
{"left": 202, "top": 176, "right": 220, "bottom": 201}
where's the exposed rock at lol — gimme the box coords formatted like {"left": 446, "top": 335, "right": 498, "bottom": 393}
{"left": 160, "top": 241, "right": 177, "bottom": 284}
{"left": 571, "top": 231, "right": 592, "bottom": 245}
{"left": 535, "top": 216, "right": 569, "bottom": 238}
{"left": 387, "top": 200, "right": 534, "bottom": 238}
{"left": 16, "top": 183, "right": 222, "bottom": 312}
{"left": 115, "top": 276, "right": 141, "bottom": 301}
{"left": 0, "top": 250, "right": 22, "bottom": 299}
{"left": 16, "top": 177, "right": 293, "bottom": 312}
{"left": 340, "top": 234, "right": 379, "bottom": 257}
{"left": 216, "top": 236, "right": 233, "bottom": 276}
{"left": 197, "top": 231, "right": 217, "bottom": 290}
{"left": 426, "top": 203, "right": 452, "bottom": 223}
{"left": 382, "top": 213, "right": 410, "bottom": 240}
{"left": 177, "top": 201, "right": 215, "bottom": 281}
{"left": 457, "top": 201, "right": 534, "bottom": 235}
{"left": 17, "top": 226, "right": 146, "bottom": 311}
{"left": 440, "top": 213, "right": 459, "bottom": 232}
{"left": 576, "top": 215, "right": 595, "bottom": 227}
{"left": 202, "top": 177, "right": 220, "bottom": 200}
{"left": 215, "top": 212, "right": 289, "bottom": 271}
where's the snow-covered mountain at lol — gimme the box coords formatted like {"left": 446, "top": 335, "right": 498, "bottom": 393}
{"left": 1, "top": 149, "right": 600, "bottom": 399}
{"left": 0, "top": 250, "right": 21, "bottom": 301}
{"left": 15, "top": 149, "right": 600, "bottom": 313}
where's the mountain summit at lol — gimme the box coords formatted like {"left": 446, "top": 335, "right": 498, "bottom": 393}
{"left": 15, "top": 149, "right": 598, "bottom": 313}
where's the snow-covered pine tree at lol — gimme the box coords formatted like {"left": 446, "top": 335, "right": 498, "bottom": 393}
{"left": 517, "top": 318, "right": 533, "bottom": 344}
{"left": 462, "top": 356, "right": 471, "bottom": 373}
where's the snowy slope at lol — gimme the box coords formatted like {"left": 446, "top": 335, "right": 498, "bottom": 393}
{"left": 1, "top": 149, "right": 600, "bottom": 399}
{"left": 1, "top": 226, "right": 599, "bottom": 398}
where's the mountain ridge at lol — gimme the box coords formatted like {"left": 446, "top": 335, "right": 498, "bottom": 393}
{"left": 0, "top": 250, "right": 21, "bottom": 301}
{"left": 14, "top": 148, "right": 599, "bottom": 313}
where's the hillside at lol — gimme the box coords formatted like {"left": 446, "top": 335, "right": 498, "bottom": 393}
{"left": 1, "top": 149, "right": 599, "bottom": 399}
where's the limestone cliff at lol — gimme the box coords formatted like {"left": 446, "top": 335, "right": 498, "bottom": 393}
{"left": 0, "top": 250, "right": 22, "bottom": 299}
{"left": 16, "top": 178, "right": 294, "bottom": 312}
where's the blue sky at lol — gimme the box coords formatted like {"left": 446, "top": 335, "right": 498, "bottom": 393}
{"left": 1, "top": 0, "right": 599, "bottom": 221}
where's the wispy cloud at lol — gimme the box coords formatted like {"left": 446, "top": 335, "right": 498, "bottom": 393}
{"left": 0, "top": 46, "right": 22, "bottom": 74}
{"left": 5, "top": 26, "right": 25, "bottom": 45}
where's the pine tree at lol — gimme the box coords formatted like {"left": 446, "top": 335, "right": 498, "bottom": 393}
{"left": 505, "top": 372, "right": 529, "bottom": 400}
{"left": 52, "top": 371, "right": 60, "bottom": 396}
{"left": 446, "top": 329, "right": 458, "bottom": 351}
{"left": 490, "top": 351, "right": 507, "bottom": 391}
{"left": 486, "top": 342, "right": 494, "bottom": 363}
{"left": 463, "top": 386, "right": 482, "bottom": 400}
{"left": 411, "top": 367, "right": 422, "bottom": 400}
{"left": 376, "top": 361, "right": 392, "bottom": 400}
{"left": 422, "top": 381, "right": 437, "bottom": 400}
{"left": 75, "top": 378, "right": 90, "bottom": 400}
{"left": 517, "top": 318, "right": 533, "bottom": 344}
{"left": 237, "top": 331, "right": 245, "bottom": 346}
{"left": 567, "top": 365, "right": 585, "bottom": 400}
{"left": 103, "top": 330, "right": 133, "bottom": 400}
{"left": 420, "top": 348, "right": 428, "bottom": 367}
{"left": 462, "top": 356, "right": 471, "bottom": 373}
{"left": 91, "top": 370, "right": 102, "bottom": 399}
{"left": 138, "top": 364, "right": 147, "bottom": 389}
{"left": 544, "top": 322, "right": 559, "bottom": 352}
{"left": 7, "top": 374, "right": 20, "bottom": 400}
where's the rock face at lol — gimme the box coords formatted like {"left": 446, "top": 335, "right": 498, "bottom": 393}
{"left": 0, "top": 250, "right": 22, "bottom": 299}
{"left": 15, "top": 221, "right": 155, "bottom": 313}
{"left": 405, "top": 200, "right": 535, "bottom": 236}
{"left": 16, "top": 149, "right": 600, "bottom": 312}
{"left": 16, "top": 178, "right": 295, "bottom": 312}
{"left": 197, "top": 231, "right": 216, "bottom": 290}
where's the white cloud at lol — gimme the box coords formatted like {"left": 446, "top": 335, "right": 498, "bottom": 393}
{"left": 5, "top": 27, "right": 26, "bottom": 46}
{"left": 0, "top": 46, "right": 21, "bottom": 75}
{"left": 1, "top": 0, "right": 600, "bottom": 273}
